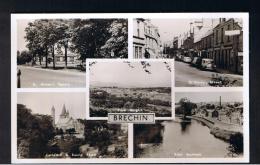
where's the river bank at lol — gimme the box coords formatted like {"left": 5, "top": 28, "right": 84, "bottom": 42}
{"left": 189, "top": 116, "right": 243, "bottom": 142}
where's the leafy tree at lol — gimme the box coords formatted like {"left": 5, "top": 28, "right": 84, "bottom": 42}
{"left": 71, "top": 19, "right": 113, "bottom": 59}
{"left": 229, "top": 133, "right": 243, "bottom": 154}
{"left": 114, "top": 147, "right": 126, "bottom": 158}
{"left": 17, "top": 104, "right": 55, "bottom": 158}
{"left": 17, "top": 50, "right": 33, "bottom": 65}
{"left": 179, "top": 98, "right": 197, "bottom": 118}
{"left": 100, "top": 19, "right": 128, "bottom": 58}
{"left": 25, "top": 20, "right": 50, "bottom": 67}
{"left": 56, "top": 20, "right": 73, "bottom": 68}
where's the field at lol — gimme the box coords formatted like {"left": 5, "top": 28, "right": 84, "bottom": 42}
{"left": 89, "top": 87, "right": 172, "bottom": 117}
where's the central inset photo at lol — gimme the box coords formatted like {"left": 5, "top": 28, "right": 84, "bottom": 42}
{"left": 86, "top": 59, "right": 174, "bottom": 119}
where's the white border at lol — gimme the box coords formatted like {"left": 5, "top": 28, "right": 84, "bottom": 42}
{"left": 11, "top": 13, "right": 249, "bottom": 163}
{"left": 86, "top": 58, "right": 175, "bottom": 121}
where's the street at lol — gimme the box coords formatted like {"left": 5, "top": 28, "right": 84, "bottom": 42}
{"left": 17, "top": 66, "right": 86, "bottom": 88}
{"left": 175, "top": 61, "right": 243, "bottom": 87}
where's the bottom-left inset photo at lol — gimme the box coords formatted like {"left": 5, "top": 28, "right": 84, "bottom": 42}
{"left": 17, "top": 92, "right": 128, "bottom": 159}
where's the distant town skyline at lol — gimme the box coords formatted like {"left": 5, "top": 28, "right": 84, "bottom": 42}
{"left": 90, "top": 61, "right": 172, "bottom": 88}
{"left": 175, "top": 92, "right": 243, "bottom": 103}
{"left": 17, "top": 92, "right": 86, "bottom": 122}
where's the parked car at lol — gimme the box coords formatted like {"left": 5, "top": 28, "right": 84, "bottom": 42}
{"left": 191, "top": 57, "right": 202, "bottom": 67}
{"left": 201, "top": 58, "right": 216, "bottom": 71}
{"left": 175, "top": 54, "right": 183, "bottom": 61}
{"left": 182, "top": 56, "right": 192, "bottom": 63}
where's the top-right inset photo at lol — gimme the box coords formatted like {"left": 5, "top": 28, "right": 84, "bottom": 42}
{"left": 133, "top": 18, "right": 244, "bottom": 87}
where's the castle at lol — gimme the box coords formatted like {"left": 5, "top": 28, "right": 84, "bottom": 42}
{"left": 51, "top": 104, "right": 84, "bottom": 135}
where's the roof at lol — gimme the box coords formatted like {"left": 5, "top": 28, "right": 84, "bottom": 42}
{"left": 56, "top": 117, "right": 74, "bottom": 126}
{"left": 60, "top": 104, "right": 67, "bottom": 116}
{"left": 194, "top": 27, "right": 212, "bottom": 43}
{"left": 234, "top": 18, "right": 243, "bottom": 29}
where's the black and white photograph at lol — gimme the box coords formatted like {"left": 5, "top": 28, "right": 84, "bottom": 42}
{"left": 88, "top": 60, "right": 173, "bottom": 118}
{"left": 134, "top": 91, "right": 243, "bottom": 158}
{"left": 16, "top": 18, "right": 128, "bottom": 88}
{"left": 133, "top": 18, "right": 243, "bottom": 87}
{"left": 17, "top": 92, "right": 128, "bottom": 159}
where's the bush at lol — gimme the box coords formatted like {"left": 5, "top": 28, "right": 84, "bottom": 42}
{"left": 229, "top": 132, "right": 243, "bottom": 154}
{"left": 114, "top": 147, "right": 126, "bottom": 158}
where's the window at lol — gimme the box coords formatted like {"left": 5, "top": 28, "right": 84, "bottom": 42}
{"left": 135, "top": 46, "right": 138, "bottom": 58}
{"left": 139, "top": 47, "right": 142, "bottom": 58}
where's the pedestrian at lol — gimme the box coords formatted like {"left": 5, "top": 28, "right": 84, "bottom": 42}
{"left": 17, "top": 69, "right": 21, "bottom": 88}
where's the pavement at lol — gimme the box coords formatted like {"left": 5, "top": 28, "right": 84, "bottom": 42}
{"left": 17, "top": 65, "right": 86, "bottom": 88}
{"left": 174, "top": 61, "right": 243, "bottom": 87}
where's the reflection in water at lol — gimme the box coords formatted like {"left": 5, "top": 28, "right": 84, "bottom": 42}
{"left": 134, "top": 118, "right": 235, "bottom": 158}
{"left": 180, "top": 119, "right": 191, "bottom": 133}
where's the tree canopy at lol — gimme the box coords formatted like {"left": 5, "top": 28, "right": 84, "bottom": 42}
{"left": 22, "top": 19, "right": 128, "bottom": 68}
{"left": 17, "top": 104, "right": 55, "bottom": 158}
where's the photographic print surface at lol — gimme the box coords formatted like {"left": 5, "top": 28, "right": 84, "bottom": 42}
{"left": 17, "top": 92, "right": 128, "bottom": 159}
{"left": 16, "top": 18, "right": 128, "bottom": 88}
{"left": 134, "top": 91, "right": 243, "bottom": 158}
{"left": 11, "top": 13, "right": 249, "bottom": 163}
{"left": 133, "top": 18, "right": 243, "bottom": 87}
{"left": 88, "top": 60, "right": 174, "bottom": 118}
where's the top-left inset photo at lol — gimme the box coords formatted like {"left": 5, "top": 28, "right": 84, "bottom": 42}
{"left": 15, "top": 18, "right": 128, "bottom": 88}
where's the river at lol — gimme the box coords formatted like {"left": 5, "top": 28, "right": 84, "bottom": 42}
{"left": 135, "top": 118, "right": 233, "bottom": 158}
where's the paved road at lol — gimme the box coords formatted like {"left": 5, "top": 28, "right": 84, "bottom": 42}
{"left": 18, "top": 66, "right": 86, "bottom": 88}
{"left": 175, "top": 61, "right": 243, "bottom": 87}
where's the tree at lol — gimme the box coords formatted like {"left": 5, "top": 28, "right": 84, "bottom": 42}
{"left": 71, "top": 19, "right": 113, "bottom": 60}
{"left": 179, "top": 98, "right": 197, "bottom": 119}
{"left": 100, "top": 19, "right": 128, "bottom": 58}
{"left": 229, "top": 132, "right": 243, "bottom": 155}
{"left": 56, "top": 20, "right": 73, "bottom": 68}
{"left": 17, "top": 50, "right": 33, "bottom": 65}
{"left": 25, "top": 21, "right": 47, "bottom": 66}
{"left": 17, "top": 104, "right": 55, "bottom": 158}
{"left": 114, "top": 147, "right": 126, "bottom": 158}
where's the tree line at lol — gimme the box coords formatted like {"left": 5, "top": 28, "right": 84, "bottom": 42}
{"left": 21, "top": 19, "right": 128, "bottom": 69}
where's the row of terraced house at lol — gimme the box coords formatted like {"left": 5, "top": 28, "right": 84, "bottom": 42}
{"left": 178, "top": 18, "right": 243, "bottom": 74}
{"left": 133, "top": 18, "right": 162, "bottom": 59}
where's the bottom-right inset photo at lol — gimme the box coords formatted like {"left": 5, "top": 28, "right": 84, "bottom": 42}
{"left": 134, "top": 91, "right": 244, "bottom": 158}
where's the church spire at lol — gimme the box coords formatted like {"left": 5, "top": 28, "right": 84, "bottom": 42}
{"left": 60, "top": 104, "right": 67, "bottom": 117}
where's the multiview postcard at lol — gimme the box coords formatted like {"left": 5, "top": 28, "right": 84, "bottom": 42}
{"left": 11, "top": 13, "right": 249, "bottom": 163}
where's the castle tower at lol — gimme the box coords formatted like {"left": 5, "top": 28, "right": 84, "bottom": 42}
{"left": 51, "top": 106, "right": 55, "bottom": 126}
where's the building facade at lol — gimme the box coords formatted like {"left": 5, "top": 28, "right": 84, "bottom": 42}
{"left": 52, "top": 104, "right": 84, "bottom": 134}
{"left": 181, "top": 18, "right": 243, "bottom": 74}
{"left": 133, "top": 19, "right": 162, "bottom": 58}
{"left": 213, "top": 18, "right": 243, "bottom": 74}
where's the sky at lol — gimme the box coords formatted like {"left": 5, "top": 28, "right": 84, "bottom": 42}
{"left": 17, "top": 18, "right": 218, "bottom": 51}
{"left": 90, "top": 61, "right": 172, "bottom": 88}
{"left": 17, "top": 18, "right": 223, "bottom": 51}
{"left": 17, "top": 92, "right": 86, "bottom": 122}
{"left": 150, "top": 18, "right": 220, "bottom": 43}
{"left": 17, "top": 19, "right": 32, "bottom": 52}
{"left": 175, "top": 92, "right": 243, "bottom": 103}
